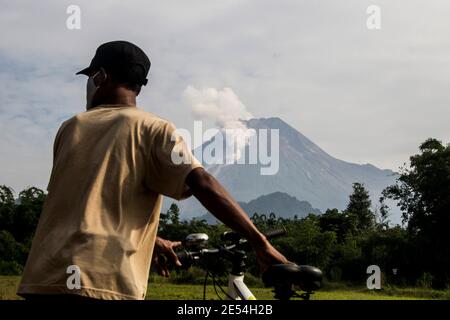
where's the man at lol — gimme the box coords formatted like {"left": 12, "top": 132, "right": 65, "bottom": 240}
{"left": 17, "top": 41, "right": 288, "bottom": 300}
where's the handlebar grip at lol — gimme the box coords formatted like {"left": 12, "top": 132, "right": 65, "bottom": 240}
{"left": 176, "top": 251, "right": 189, "bottom": 260}
{"left": 264, "top": 228, "right": 287, "bottom": 239}
{"left": 169, "top": 251, "right": 194, "bottom": 270}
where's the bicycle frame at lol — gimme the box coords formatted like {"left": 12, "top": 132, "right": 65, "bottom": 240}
{"left": 227, "top": 274, "right": 256, "bottom": 300}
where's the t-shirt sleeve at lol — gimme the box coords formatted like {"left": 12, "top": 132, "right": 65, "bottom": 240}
{"left": 145, "top": 121, "right": 203, "bottom": 200}
{"left": 47, "top": 122, "right": 66, "bottom": 191}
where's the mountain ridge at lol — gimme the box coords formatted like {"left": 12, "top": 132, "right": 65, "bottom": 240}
{"left": 196, "top": 191, "right": 321, "bottom": 224}
{"left": 164, "top": 116, "right": 399, "bottom": 223}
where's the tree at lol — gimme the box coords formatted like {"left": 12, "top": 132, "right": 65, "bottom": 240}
{"left": 250, "top": 213, "right": 260, "bottom": 225}
{"left": 375, "top": 196, "right": 390, "bottom": 230}
{"left": 268, "top": 212, "right": 277, "bottom": 227}
{"left": 383, "top": 138, "right": 450, "bottom": 287}
{"left": 383, "top": 138, "right": 450, "bottom": 234}
{"left": 319, "top": 208, "right": 357, "bottom": 242}
{"left": 0, "top": 185, "right": 15, "bottom": 232}
{"left": 167, "top": 203, "right": 180, "bottom": 225}
{"left": 0, "top": 230, "right": 27, "bottom": 264}
{"left": 12, "top": 187, "right": 46, "bottom": 243}
{"left": 346, "top": 182, "right": 375, "bottom": 232}
{"left": 275, "top": 215, "right": 337, "bottom": 271}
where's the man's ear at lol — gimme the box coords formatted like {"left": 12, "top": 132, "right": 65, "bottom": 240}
{"left": 93, "top": 67, "right": 108, "bottom": 87}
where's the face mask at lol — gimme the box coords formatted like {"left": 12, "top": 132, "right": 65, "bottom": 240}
{"left": 86, "top": 71, "right": 100, "bottom": 109}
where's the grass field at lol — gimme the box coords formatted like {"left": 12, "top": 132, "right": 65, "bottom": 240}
{"left": 144, "top": 283, "right": 430, "bottom": 300}
{"left": 1, "top": 276, "right": 448, "bottom": 300}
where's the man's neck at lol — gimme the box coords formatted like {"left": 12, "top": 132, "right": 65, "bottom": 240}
{"left": 94, "top": 87, "right": 137, "bottom": 108}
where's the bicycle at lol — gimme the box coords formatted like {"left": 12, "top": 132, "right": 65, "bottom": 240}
{"left": 172, "top": 228, "right": 323, "bottom": 300}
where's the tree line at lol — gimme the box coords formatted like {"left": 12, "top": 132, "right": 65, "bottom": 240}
{"left": 0, "top": 138, "right": 449, "bottom": 288}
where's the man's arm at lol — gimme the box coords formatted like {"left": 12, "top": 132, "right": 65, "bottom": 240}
{"left": 185, "top": 167, "right": 289, "bottom": 272}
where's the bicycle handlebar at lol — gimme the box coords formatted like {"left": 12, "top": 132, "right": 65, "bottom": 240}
{"left": 175, "top": 228, "right": 288, "bottom": 267}
{"left": 169, "top": 227, "right": 323, "bottom": 300}
{"left": 264, "top": 227, "right": 287, "bottom": 240}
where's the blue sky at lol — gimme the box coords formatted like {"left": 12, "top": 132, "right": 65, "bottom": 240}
{"left": 1, "top": 0, "right": 450, "bottom": 196}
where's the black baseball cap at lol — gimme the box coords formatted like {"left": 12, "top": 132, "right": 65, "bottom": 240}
{"left": 76, "top": 40, "right": 151, "bottom": 86}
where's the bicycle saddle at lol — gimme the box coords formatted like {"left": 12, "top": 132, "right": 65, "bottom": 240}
{"left": 262, "top": 264, "right": 323, "bottom": 292}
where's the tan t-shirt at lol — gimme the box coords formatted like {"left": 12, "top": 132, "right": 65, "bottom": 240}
{"left": 17, "top": 104, "right": 202, "bottom": 300}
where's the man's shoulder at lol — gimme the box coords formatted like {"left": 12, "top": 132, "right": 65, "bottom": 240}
{"left": 124, "top": 108, "right": 181, "bottom": 147}
{"left": 127, "top": 107, "right": 175, "bottom": 131}
{"left": 125, "top": 107, "right": 166, "bottom": 122}
{"left": 63, "top": 106, "right": 175, "bottom": 133}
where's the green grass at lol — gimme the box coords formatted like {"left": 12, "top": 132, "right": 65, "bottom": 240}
{"left": 144, "top": 283, "right": 437, "bottom": 300}
{"left": 0, "top": 276, "right": 21, "bottom": 300}
{"left": 1, "top": 276, "right": 447, "bottom": 300}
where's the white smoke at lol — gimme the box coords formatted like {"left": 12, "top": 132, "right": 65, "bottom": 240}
{"left": 183, "top": 86, "right": 252, "bottom": 128}
{"left": 183, "top": 86, "right": 256, "bottom": 163}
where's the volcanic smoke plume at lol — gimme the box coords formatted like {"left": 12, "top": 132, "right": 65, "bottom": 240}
{"left": 183, "top": 86, "right": 256, "bottom": 163}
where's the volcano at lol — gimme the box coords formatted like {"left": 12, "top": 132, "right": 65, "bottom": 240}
{"left": 164, "top": 117, "right": 397, "bottom": 222}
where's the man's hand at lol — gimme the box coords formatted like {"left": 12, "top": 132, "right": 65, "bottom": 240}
{"left": 152, "top": 236, "right": 182, "bottom": 277}
{"left": 252, "top": 238, "right": 291, "bottom": 273}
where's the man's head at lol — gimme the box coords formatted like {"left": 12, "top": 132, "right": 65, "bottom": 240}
{"left": 77, "top": 41, "right": 151, "bottom": 109}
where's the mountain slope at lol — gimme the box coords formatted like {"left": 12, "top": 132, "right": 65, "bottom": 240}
{"left": 165, "top": 117, "right": 397, "bottom": 221}
{"left": 196, "top": 191, "right": 321, "bottom": 224}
